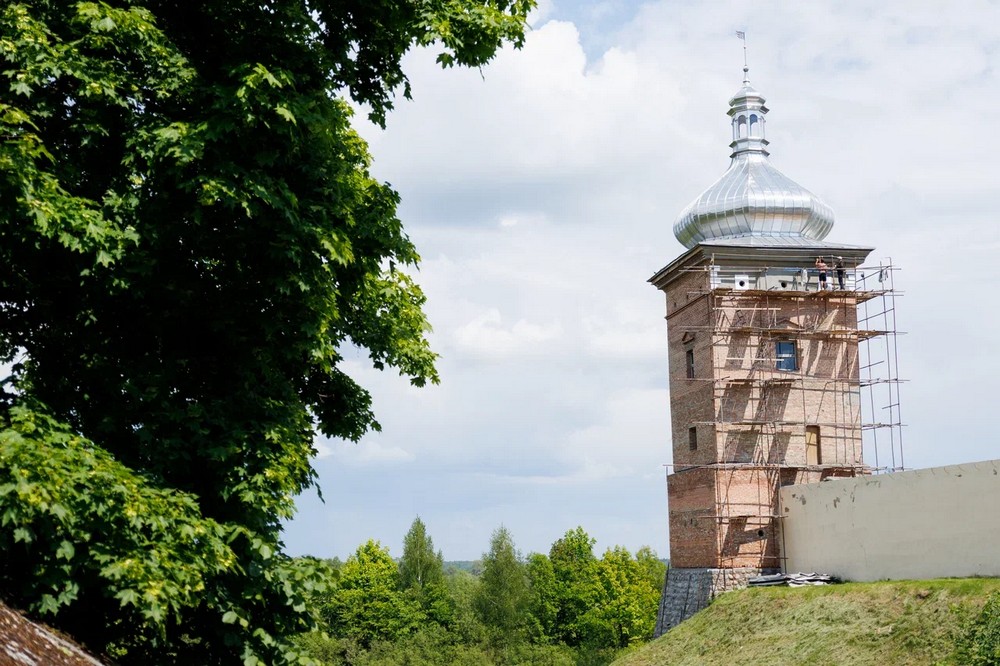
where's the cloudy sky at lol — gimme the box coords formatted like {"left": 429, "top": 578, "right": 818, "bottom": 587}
{"left": 282, "top": 0, "right": 1000, "bottom": 561}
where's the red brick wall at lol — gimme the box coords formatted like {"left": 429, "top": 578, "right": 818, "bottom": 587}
{"left": 660, "top": 259, "right": 867, "bottom": 571}
{"left": 667, "top": 467, "right": 720, "bottom": 567}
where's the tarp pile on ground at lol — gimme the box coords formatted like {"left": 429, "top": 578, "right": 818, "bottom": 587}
{"left": 748, "top": 572, "right": 840, "bottom": 587}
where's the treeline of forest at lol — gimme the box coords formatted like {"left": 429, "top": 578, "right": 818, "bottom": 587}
{"left": 295, "top": 519, "right": 666, "bottom": 666}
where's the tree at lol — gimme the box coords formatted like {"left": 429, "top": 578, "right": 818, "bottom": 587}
{"left": 474, "top": 526, "right": 529, "bottom": 644}
{"left": 549, "top": 527, "right": 604, "bottom": 646}
{"left": 588, "top": 546, "right": 662, "bottom": 648}
{"left": 0, "top": 1, "right": 532, "bottom": 662}
{"left": 399, "top": 517, "right": 445, "bottom": 592}
{"left": 399, "top": 517, "right": 451, "bottom": 625}
{"left": 635, "top": 546, "right": 667, "bottom": 598}
{"left": 325, "top": 540, "right": 421, "bottom": 647}
{"left": 525, "top": 552, "right": 559, "bottom": 643}
{"left": 446, "top": 568, "right": 487, "bottom": 646}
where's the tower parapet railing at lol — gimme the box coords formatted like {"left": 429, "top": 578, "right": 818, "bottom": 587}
{"left": 675, "top": 261, "right": 899, "bottom": 296}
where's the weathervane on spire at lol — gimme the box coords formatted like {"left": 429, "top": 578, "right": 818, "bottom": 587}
{"left": 736, "top": 30, "right": 749, "bottom": 83}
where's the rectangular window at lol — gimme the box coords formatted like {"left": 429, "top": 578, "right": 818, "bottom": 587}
{"left": 688, "top": 426, "right": 697, "bottom": 451}
{"left": 775, "top": 340, "right": 798, "bottom": 372}
{"left": 685, "top": 349, "right": 695, "bottom": 378}
{"left": 805, "top": 426, "right": 821, "bottom": 465}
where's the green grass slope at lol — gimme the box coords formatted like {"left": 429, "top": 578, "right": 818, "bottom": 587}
{"left": 613, "top": 578, "right": 1000, "bottom": 666}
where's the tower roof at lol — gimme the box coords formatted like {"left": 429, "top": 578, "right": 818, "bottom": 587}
{"left": 673, "top": 72, "right": 835, "bottom": 249}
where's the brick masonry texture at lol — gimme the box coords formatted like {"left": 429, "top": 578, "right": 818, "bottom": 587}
{"left": 663, "top": 268, "right": 866, "bottom": 569}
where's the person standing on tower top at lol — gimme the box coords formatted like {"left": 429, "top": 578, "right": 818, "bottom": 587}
{"left": 815, "top": 256, "right": 829, "bottom": 290}
{"left": 835, "top": 257, "right": 846, "bottom": 290}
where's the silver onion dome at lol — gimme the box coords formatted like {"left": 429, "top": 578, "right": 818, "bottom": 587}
{"left": 673, "top": 71, "right": 835, "bottom": 249}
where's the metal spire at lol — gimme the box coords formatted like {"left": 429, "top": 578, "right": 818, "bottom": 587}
{"left": 736, "top": 30, "right": 749, "bottom": 84}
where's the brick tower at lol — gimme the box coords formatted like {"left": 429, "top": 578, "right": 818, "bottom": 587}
{"left": 650, "top": 68, "right": 875, "bottom": 634}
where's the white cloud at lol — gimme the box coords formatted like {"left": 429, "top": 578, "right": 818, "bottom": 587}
{"left": 453, "top": 308, "right": 563, "bottom": 359}
{"left": 582, "top": 301, "right": 665, "bottom": 360}
{"left": 317, "top": 438, "right": 416, "bottom": 466}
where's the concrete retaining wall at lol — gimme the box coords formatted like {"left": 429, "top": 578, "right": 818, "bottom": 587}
{"left": 779, "top": 459, "right": 1000, "bottom": 581}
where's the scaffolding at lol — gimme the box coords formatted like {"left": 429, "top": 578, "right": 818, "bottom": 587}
{"left": 857, "top": 261, "right": 905, "bottom": 473}
{"left": 662, "top": 258, "right": 905, "bottom": 570}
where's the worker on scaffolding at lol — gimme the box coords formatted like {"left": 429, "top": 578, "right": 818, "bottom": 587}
{"left": 815, "top": 256, "right": 829, "bottom": 290}
{"left": 835, "top": 257, "right": 846, "bottom": 290}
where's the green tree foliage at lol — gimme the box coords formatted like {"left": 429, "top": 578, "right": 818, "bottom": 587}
{"left": 446, "top": 568, "right": 488, "bottom": 646}
{"left": 0, "top": 405, "right": 330, "bottom": 663}
{"left": 300, "top": 527, "right": 665, "bottom": 665}
{"left": 589, "top": 546, "right": 663, "bottom": 648}
{"left": 957, "top": 591, "right": 1000, "bottom": 666}
{"left": 399, "top": 517, "right": 445, "bottom": 591}
{"left": 351, "top": 627, "right": 491, "bottom": 666}
{"left": 337, "top": 625, "right": 577, "bottom": 666}
{"left": 634, "top": 546, "right": 667, "bottom": 595}
{"left": 549, "top": 527, "right": 605, "bottom": 646}
{"left": 398, "top": 517, "right": 451, "bottom": 625}
{"left": 543, "top": 530, "right": 665, "bottom": 649}
{"left": 325, "top": 540, "right": 421, "bottom": 647}
{"left": 474, "top": 526, "right": 530, "bottom": 644}
{"left": 0, "top": 0, "right": 531, "bottom": 662}
{"left": 525, "top": 552, "right": 559, "bottom": 643}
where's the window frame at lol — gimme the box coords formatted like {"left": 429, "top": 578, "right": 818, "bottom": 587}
{"left": 775, "top": 340, "right": 798, "bottom": 372}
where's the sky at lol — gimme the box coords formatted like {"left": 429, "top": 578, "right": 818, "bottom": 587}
{"left": 282, "top": 0, "right": 1000, "bottom": 561}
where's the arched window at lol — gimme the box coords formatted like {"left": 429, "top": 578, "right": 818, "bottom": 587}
{"left": 749, "top": 114, "right": 759, "bottom": 137}
{"left": 737, "top": 115, "right": 747, "bottom": 138}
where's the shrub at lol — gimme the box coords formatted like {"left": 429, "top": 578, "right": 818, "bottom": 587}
{"left": 956, "top": 591, "right": 1000, "bottom": 665}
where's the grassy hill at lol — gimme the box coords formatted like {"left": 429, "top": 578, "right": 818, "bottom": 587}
{"left": 612, "top": 578, "right": 1000, "bottom": 666}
